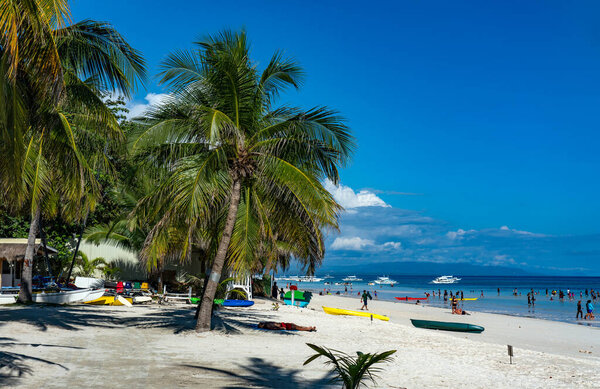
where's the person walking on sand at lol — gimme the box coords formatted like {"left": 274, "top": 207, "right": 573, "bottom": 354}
{"left": 577, "top": 300, "right": 584, "bottom": 319}
{"left": 360, "top": 290, "right": 372, "bottom": 310}
{"left": 271, "top": 281, "right": 278, "bottom": 299}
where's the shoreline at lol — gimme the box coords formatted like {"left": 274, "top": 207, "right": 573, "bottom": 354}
{"left": 1, "top": 294, "right": 599, "bottom": 388}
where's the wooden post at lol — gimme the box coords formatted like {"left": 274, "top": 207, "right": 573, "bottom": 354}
{"left": 507, "top": 345, "right": 513, "bottom": 364}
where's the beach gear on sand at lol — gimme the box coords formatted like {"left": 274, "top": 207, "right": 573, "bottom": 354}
{"left": 322, "top": 306, "right": 389, "bottom": 321}
{"left": 410, "top": 319, "right": 484, "bottom": 333}
{"left": 283, "top": 290, "right": 312, "bottom": 307}
{"left": 190, "top": 297, "right": 254, "bottom": 307}
{"left": 395, "top": 296, "right": 428, "bottom": 301}
{"left": 222, "top": 299, "right": 254, "bottom": 307}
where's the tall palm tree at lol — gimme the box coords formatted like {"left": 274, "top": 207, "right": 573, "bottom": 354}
{"left": 132, "top": 30, "right": 354, "bottom": 332}
{"left": 0, "top": 1, "right": 146, "bottom": 302}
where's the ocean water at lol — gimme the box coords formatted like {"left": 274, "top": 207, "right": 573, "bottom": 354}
{"left": 279, "top": 275, "right": 600, "bottom": 327}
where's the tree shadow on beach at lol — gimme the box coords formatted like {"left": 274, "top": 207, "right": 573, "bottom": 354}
{"left": 0, "top": 337, "right": 72, "bottom": 386}
{"left": 0, "top": 304, "right": 292, "bottom": 336}
{"left": 182, "top": 357, "right": 334, "bottom": 388}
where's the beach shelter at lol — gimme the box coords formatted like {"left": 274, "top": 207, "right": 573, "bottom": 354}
{"left": 0, "top": 238, "right": 57, "bottom": 288}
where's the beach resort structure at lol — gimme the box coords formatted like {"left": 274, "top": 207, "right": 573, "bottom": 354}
{"left": 0, "top": 238, "right": 57, "bottom": 288}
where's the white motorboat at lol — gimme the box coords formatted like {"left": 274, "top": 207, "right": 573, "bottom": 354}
{"left": 374, "top": 276, "right": 397, "bottom": 285}
{"left": 342, "top": 275, "right": 362, "bottom": 282}
{"left": 32, "top": 288, "right": 92, "bottom": 304}
{"left": 298, "top": 276, "right": 324, "bottom": 282}
{"left": 431, "top": 275, "right": 461, "bottom": 284}
{"left": 0, "top": 294, "right": 16, "bottom": 304}
{"left": 324, "top": 274, "right": 334, "bottom": 279}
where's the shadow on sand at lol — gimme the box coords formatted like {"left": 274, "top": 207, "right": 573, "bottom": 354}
{"left": 0, "top": 337, "right": 73, "bottom": 386}
{"left": 0, "top": 304, "right": 308, "bottom": 385}
{"left": 182, "top": 358, "right": 334, "bottom": 389}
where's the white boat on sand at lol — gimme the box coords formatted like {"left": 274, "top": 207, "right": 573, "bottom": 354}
{"left": 32, "top": 288, "right": 92, "bottom": 304}
{"left": 0, "top": 294, "right": 16, "bottom": 304}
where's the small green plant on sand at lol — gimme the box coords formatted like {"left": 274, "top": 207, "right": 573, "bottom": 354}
{"left": 304, "top": 343, "right": 396, "bottom": 389}
{"left": 272, "top": 303, "right": 280, "bottom": 311}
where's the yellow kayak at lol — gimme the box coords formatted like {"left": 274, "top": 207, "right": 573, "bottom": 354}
{"left": 322, "top": 306, "right": 389, "bottom": 321}
{"left": 84, "top": 296, "right": 133, "bottom": 306}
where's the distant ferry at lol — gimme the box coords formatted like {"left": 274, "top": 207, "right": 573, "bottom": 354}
{"left": 374, "top": 276, "right": 397, "bottom": 285}
{"left": 431, "top": 275, "right": 461, "bottom": 284}
{"left": 342, "top": 275, "right": 363, "bottom": 282}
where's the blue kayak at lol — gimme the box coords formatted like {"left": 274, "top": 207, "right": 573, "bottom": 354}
{"left": 222, "top": 300, "right": 254, "bottom": 307}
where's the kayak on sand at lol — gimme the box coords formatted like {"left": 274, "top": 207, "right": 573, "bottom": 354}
{"left": 410, "top": 319, "right": 484, "bottom": 333}
{"left": 322, "top": 306, "right": 389, "bottom": 321}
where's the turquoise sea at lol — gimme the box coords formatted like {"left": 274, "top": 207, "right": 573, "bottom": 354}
{"left": 281, "top": 275, "right": 600, "bottom": 327}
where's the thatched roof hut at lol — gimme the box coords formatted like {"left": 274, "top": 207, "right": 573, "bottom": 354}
{"left": 0, "top": 238, "right": 57, "bottom": 262}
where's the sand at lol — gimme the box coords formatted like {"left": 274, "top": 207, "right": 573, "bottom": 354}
{"left": 1, "top": 294, "right": 599, "bottom": 388}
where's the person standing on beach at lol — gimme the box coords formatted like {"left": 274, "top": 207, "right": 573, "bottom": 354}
{"left": 527, "top": 293, "right": 531, "bottom": 307}
{"left": 344, "top": 285, "right": 347, "bottom": 294}
{"left": 460, "top": 291, "right": 464, "bottom": 300}
{"left": 577, "top": 300, "right": 584, "bottom": 319}
{"left": 360, "top": 290, "right": 372, "bottom": 310}
{"left": 272, "top": 282, "right": 278, "bottom": 299}
{"left": 444, "top": 290, "right": 448, "bottom": 301}
{"left": 497, "top": 288, "right": 500, "bottom": 296}
{"left": 585, "top": 300, "right": 593, "bottom": 319}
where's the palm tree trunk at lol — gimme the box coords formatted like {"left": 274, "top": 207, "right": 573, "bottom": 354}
{"left": 18, "top": 208, "right": 41, "bottom": 303}
{"left": 196, "top": 178, "right": 242, "bottom": 332}
{"left": 157, "top": 260, "right": 163, "bottom": 294}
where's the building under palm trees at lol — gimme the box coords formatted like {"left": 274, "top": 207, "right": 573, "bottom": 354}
{"left": 0, "top": 238, "right": 57, "bottom": 288}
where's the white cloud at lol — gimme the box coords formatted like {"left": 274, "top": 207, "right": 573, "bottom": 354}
{"left": 382, "top": 241, "right": 402, "bottom": 249}
{"left": 446, "top": 228, "right": 475, "bottom": 240}
{"left": 324, "top": 180, "right": 390, "bottom": 209}
{"left": 499, "top": 226, "right": 545, "bottom": 237}
{"left": 126, "top": 93, "right": 169, "bottom": 119}
{"left": 331, "top": 237, "right": 374, "bottom": 250}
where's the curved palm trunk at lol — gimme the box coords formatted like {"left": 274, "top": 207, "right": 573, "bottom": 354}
{"left": 18, "top": 208, "right": 41, "bottom": 303}
{"left": 196, "top": 178, "right": 242, "bottom": 332}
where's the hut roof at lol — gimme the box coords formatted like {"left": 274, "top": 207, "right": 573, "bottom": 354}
{"left": 0, "top": 239, "right": 58, "bottom": 262}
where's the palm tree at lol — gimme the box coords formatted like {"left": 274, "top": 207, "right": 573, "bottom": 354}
{"left": 74, "top": 252, "right": 107, "bottom": 277}
{"left": 0, "top": 1, "right": 146, "bottom": 302}
{"left": 304, "top": 344, "right": 397, "bottom": 389}
{"left": 132, "top": 30, "right": 354, "bottom": 332}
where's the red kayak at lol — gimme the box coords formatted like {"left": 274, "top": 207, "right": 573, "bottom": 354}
{"left": 395, "top": 296, "right": 428, "bottom": 301}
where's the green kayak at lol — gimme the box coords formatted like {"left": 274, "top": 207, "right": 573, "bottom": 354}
{"left": 410, "top": 319, "right": 484, "bottom": 333}
{"left": 190, "top": 297, "right": 224, "bottom": 305}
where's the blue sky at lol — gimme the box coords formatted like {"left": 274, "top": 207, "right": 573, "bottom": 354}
{"left": 72, "top": 1, "right": 600, "bottom": 274}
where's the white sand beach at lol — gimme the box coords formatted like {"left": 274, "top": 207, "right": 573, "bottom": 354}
{"left": 1, "top": 295, "right": 599, "bottom": 388}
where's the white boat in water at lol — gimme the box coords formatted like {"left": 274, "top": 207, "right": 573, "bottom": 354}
{"left": 374, "top": 276, "right": 397, "bottom": 285}
{"left": 298, "top": 276, "right": 324, "bottom": 282}
{"left": 32, "top": 288, "right": 92, "bottom": 304}
{"left": 342, "top": 275, "right": 362, "bottom": 282}
{"left": 431, "top": 275, "right": 461, "bottom": 284}
{"left": 0, "top": 294, "right": 16, "bottom": 304}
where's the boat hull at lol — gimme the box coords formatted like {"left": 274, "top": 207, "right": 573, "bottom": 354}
{"left": 32, "top": 288, "right": 91, "bottom": 304}
{"left": 81, "top": 288, "right": 106, "bottom": 303}
{"left": 410, "top": 319, "right": 484, "bottom": 333}
{"left": 0, "top": 294, "right": 16, "bottom": 305}
{"left": 322, "top": 306, "right": 389, "bottom": 321}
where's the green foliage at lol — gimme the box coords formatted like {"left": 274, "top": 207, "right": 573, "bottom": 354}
{"left": 75, "top": 251, "right": 107, "bottom": 277}
{"left": 304, "top": 344, "right": 396, "bottom": 389}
